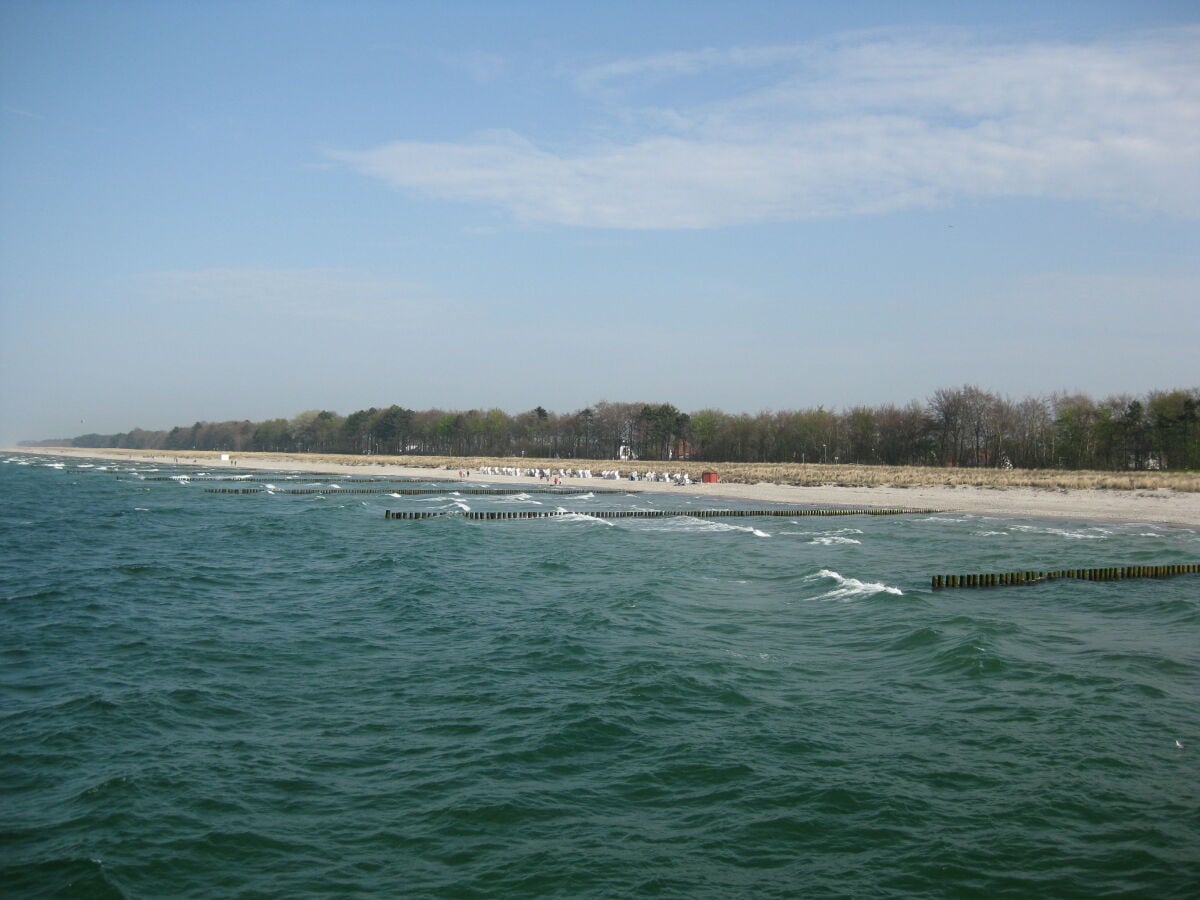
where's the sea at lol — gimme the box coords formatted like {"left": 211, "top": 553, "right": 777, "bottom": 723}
{"left": 2, "top": 454, "right": 1198, "bottom": 898}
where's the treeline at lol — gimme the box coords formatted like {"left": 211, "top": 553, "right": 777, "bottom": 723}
{"left": 63, "top": 385, "right": 1200, "bottom": 470}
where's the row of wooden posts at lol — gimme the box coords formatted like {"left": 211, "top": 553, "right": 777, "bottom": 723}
{"left": 141, "top": 475, "right": 429, "bottom": 483}
{"left": 205, "top": 486, "right": 627, "bottom": 495}
{"left": 931, "top": 564, "right": 1200, "bottom": 590}
{"left": 384, "top": 507, "right": 938, "bottom": 520}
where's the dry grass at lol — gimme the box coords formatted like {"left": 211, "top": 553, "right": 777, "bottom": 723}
{"left": 59, "top": 447, "right": 1199, "bottom": 493}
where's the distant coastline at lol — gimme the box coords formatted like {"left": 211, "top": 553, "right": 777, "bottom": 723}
{"left": 12, "top": 446, "right": 1200, "bottom": 527}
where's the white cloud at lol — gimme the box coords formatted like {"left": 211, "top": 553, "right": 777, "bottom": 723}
{"left": 333, "top": 27, "right": 1200, "bottom": 229}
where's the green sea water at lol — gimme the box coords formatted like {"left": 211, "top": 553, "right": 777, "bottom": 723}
{"left": 2, "top": 455, "right": 1198, "bottom": 897}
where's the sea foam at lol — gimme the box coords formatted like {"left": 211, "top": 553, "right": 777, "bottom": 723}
{"left": 805, "top": 569, "right": 903, "bottom": 600}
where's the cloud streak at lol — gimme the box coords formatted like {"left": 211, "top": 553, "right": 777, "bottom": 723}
{"left": 334, "top": 27, "right": 1200, "bottom": 229}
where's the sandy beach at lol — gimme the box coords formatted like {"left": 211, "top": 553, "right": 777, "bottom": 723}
{"left": 11, "top": 446, "right": 1200, "bottom": 527}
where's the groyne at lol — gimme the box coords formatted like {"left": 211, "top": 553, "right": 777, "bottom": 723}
{"left": 140, "top": 475, "right": 440, "bottom": 483}
{"left": 931, "top": 564, "right": 1200, "bottom": 589}
{"left": 207, "top": 487, "right": 627, "bottom": 495}
{"left": 385, "top": 507, "right": 939, "bottom": 520}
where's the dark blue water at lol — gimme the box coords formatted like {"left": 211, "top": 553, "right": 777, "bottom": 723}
{"left": 3, "top": 455, "right": 1199, "bottom": 897}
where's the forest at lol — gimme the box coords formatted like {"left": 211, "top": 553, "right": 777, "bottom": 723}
{"left": 56, "top": 385, "right": 1200, "bottom": 471}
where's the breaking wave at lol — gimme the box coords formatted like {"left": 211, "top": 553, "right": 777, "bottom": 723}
{"left": 804, "top": 569, "right": 903, "bottom": 601}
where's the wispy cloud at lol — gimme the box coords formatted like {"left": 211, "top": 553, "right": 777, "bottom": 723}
{"left": 4, "top": 105, "right": 45, "bottom": 120}
{"left": 438, "top": 50, "right": 509, "bottom": 84}
{"left": 333, "top": 27, "right": 1200, "bottom": 229}
{"left": 574, "top": 42, "right": 806, "bottom": 94}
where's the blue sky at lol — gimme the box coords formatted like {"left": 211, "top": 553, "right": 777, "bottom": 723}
{"left": 1, "top": 1, "right": 1197, "bottom": 443}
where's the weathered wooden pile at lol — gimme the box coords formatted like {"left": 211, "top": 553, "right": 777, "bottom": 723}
{"left": 385, "top": 507, "right": 939, "bottom": 520}
{"left": 931, "top": 564, "right": 1199, "bottom": 589}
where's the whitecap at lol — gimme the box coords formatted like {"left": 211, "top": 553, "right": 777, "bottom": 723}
{"left": 495, "top": 494, "right": 543, "bottom": 505}
{"left": 1010, "top": 524, "right": 1109, "bottom": 541}
{"left": 804, "top": 569, "right": 903, "bottom": 601}
{"left": 634, "top": 516, "right": 770, "bottom": 537}
{"left": 550, "top": 510, "right": 614, "bottom": 526}
{"left": 785, "top": 526, "right": 863, "bottom": 535}
{"left": 780, "top": 526, "right": 862, "bottom": 544}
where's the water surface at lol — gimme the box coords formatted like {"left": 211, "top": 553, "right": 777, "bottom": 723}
{"left": 3, "top": 456, "right": 1198, "bottom": 896}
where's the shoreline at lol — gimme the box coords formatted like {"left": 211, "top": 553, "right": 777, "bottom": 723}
{"left": 9, "top": 446, "right": 1200, "bottom": 527}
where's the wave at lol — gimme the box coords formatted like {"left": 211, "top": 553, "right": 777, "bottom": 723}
{"left": 494, "top": 494, "right": 543, "bottom": 505}
{"left": 549, "top": 509, "right": 614, "bottom": 527}
{"left": 2, "top": 856, "right": 123, "bottom": 897}
{"left": 633, "top": 516, "right": 770, "bottom": 538}
{"left": 804, "top": 569, "right": 903, "bottom": 601}
{"left": 1010, "top": 524, "right": 1111, "bottom": 541}
{"left": 404, "top": 495, "right": 472, "bottom": 512}
{"left": 780, "top": 527, "right": 862, "bottom": 545}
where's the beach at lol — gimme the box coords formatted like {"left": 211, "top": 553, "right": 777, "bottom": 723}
{"left": 12, "top": 446, "right": 1200, "bottom": 527}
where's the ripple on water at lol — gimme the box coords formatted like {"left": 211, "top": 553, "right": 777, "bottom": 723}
{"left": 3, "top": 459, "right": 1199, "bottom": 897}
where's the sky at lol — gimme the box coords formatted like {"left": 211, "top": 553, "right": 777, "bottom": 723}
{"left": 1, "top": 1, "right": 1198, "bottom": 444}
